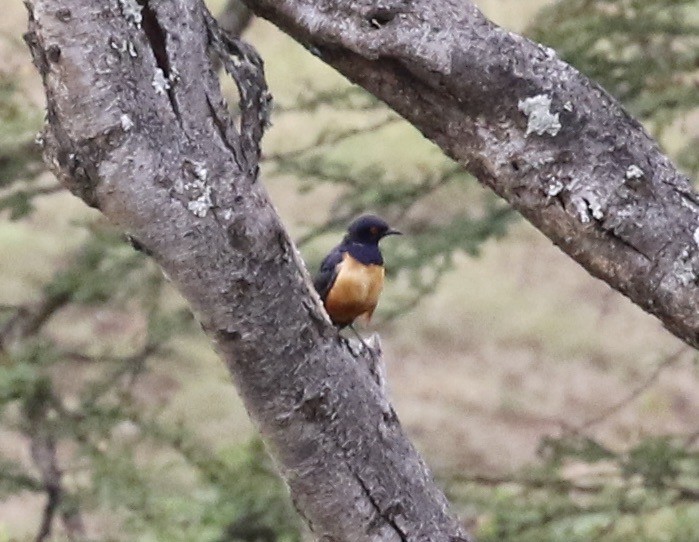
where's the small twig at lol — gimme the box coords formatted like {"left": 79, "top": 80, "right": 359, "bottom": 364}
{"left": 450, "top": 470, "right": 699, "bottom": 503}
{"left": 450, "top": 472, "right": 600, "bottom": 494}
{"left": 80, "top": 342, "right": 163, "bottom": 408}
{"left": 263, "top": 116, "right": 398, "bottom": 162}
{"left": 294, "top": 168, "right": 462, "bottom": 248}
{"left": 60, "top": 343, "right": 164, "bottom": 366}
{"left": 13, "top": 184, "right": 64, "bottom": 197}
{"left": 570, "top": 347, "right": 688, "bottom": 433}
{"left": 295, "top": 215, "right": 349, "bottom": 248}
{"left": 0, "top": 291, "right": 70, "bottom": 352}
{"left": 273, "top": 86, "right": 380, "bottom": 114}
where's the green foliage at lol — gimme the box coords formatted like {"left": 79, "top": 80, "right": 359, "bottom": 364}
{"left": 0, "top": 191, "right": 32, "bottom": 220}
{"left": 0, "top": 73, "right": 44, "bottom": 219}
{"left": 622, "top": 437, "right": 695, "bottom": 488}
{"left": 200, "top": 439, "right": 303, "bottom": 542}
{"left": 44, "top": 225, "right": 149, "bottom": 305}
{"left": 447, "top": 432, "right": 699, "bottom": 542}
{"left": 0, "top": 339, "right": 55, "bottom": 408}
{"left": 539, "top": 434, "right": 615, "bottom": 465}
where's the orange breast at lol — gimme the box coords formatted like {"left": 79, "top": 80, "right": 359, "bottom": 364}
{"left": 324, "top": 253, "right": 385, "bottom": 326}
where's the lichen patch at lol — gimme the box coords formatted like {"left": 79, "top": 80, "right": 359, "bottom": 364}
{"left": 625, "top": 164, "right": 644, "bottom": 180}
{"left": 152, "top": 69, "right": 171, "bottom": 95}
{"left": 518, "top": 94, "right": 562, "bottom": 137}
{"left": 118, "top": 0, "right": 143, "bottom": 28}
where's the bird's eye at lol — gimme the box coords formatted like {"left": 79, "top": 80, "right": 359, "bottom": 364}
{"left": 370, "top": 226, "right": 378, "bottom": 236}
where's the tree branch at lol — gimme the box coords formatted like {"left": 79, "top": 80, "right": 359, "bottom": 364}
{"left": 29, "top": 405, "right": 86, "bottom": 542}
{"left": 569, "top": 347, "right": 689, "bottom": 434}
{"left": 24, "top": 1, "right": 468, "bottom": 540}
{"left": 244, "top": 0, "right": 699, "bottom": 349}
{"left": 0, "top": 291, "right": 70, "bottom": 352}
{"left": 30, "top": 432, "right": 61, "bottom": 542}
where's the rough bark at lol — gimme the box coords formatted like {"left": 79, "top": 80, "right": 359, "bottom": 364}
{"left": 245, "top": 0, "right": 699, "bottom": 349}
{"left": 24, "top": 1, "right": 469, "bottom": 541}
{"left": 211, "top": 0, "right": 253, "bottom": 72}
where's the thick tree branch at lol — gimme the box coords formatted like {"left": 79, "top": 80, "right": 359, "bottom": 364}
{"left": 245, "top": 0, "right": 699, "bottom": 349}
{"left": 24, "top": 1, "right": 468, "bottom": 540}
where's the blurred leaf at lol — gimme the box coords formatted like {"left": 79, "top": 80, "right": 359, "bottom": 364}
{"left": 622, "top": 437, "right": 690, "bottom": 488}
{"left": 0, "top": 75, "right": 43, "bottom": 187}
{"left": 0, "top": 190, "right": 33, "bottom": 220}
{"left": 539, "top": 435, "right": 615, "bottom": 466}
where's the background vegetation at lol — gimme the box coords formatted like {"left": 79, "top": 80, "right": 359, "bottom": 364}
{"left": 1, "top": 0, "right": 698, "bottom": 540}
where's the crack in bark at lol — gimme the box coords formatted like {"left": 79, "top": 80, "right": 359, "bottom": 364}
{"left": 352, "top": 468, "right": 408, "bottom": 542}
{"left": 138, "top": 0, "right": 181, "bottom": 122}
{"left": 603, "top": 228, "right": 653, "bottom": 263}
{"left": 205, "top": 91, "right": 244, "bottom": 170}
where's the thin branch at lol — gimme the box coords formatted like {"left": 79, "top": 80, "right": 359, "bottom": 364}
{"left": 263, "top": 115, "right": 398, "bottom": 162}
{"left": 16, "top": 183, "right": 63, "bottom": 197}
{"left": 450, "top": 470, "right": 699, "bottom": 503}
{"left": 0, "top": 291, "right": 70, "bottom": 352}
{"left": 569, "top": 347, "right": 689, "bottom": 433}
{"left": 30, "top": 433, "right": 61, "bottom": 542}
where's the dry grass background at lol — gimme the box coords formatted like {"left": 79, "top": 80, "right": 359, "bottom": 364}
{"left": 1, "top": 0, "right": 698, "bottom": 538}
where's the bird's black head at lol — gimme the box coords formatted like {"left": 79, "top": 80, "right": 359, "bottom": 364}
{"left": 345, "top": 214, "right": 402, "bottom": 245}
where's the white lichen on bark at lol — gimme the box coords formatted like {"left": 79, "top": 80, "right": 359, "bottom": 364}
{"left": 625, "top": 164, "right": 644, "bottom": 180}
{"left": 109, "top": 38, "right": 137, "bottom": 58}
{"left": 673, "top": 248, "right": 697, "bottom": 287}
{"left": 518, "top": 94, "right": 562, "bottom": 137}
{"left": 118, "top": 0, "right": 143, "bottom": 28}
{"left": 570, "top": 191, "right": 605, "bottom": 223}
{"left": 184, "top": 161, "right": 213, "bottom": 218}
{"left": 187, "top": 188, "right": 213, "bottom": 217}
{"left": 152, "top": 69, "right": 171, "bottom": 94}
{"left": 119, "top": 114, "right": 134, "bottom": 131}
{"left": 546, "top": 178, "right": 564, "bottom": 197}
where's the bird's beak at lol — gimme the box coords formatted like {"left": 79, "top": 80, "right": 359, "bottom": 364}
{"left": 384, "top": 228, "right": 402, "bottom": 237}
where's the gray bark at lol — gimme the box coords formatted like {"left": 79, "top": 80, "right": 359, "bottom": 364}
{"left": 245, "top": 0, "right": 699, "bottom": 349}
{"left": 24, "top": 1, "right": 469, "bottom": 541}
{"left": 210, "top": 0, "right": 253, "bottom": 72}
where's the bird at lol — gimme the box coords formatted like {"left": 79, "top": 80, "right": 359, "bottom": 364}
{"left": 313, "top": 214, "right": 401, "bottom": 328}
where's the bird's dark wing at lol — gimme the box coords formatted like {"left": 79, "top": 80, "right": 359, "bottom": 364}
{"left": 313, "top": 246, "right": 344, "bottom": 303}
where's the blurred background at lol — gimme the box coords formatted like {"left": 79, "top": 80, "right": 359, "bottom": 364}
{"left": 1, "top": 0, "right": 699, "bottom": 540}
